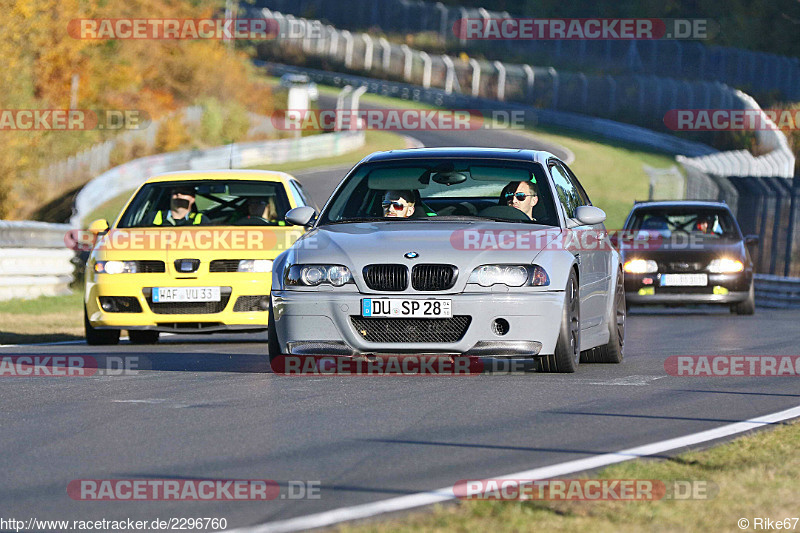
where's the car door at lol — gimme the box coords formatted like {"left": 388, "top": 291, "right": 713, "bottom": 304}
{"left": 548, "top": 159, "right": 606, "bottom": 332}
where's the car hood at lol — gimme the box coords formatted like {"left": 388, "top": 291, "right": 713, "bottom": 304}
{"left": 291, "top": 221, "right": 565, "bottom": 268}
{"left": 620, "top": 236, "right": 747, "bottom": 264}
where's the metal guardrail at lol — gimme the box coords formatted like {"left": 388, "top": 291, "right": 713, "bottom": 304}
{"left": 258, "top": 9, "right": 794, "bottom": 177}
{"left": 0, "top": 221, "right": 72, "bottom": 248}
{"left": 70, "top": 130, "right": 366, "bottom": 227}
{"left": 0, "top": 223, "right": 75, "bottom": 301}
{"left": 260, "top": 61, "right": 718, "bottom": 158}
{"left": 255, "top": 0, "right": 800, "bottom": 101}
{"left": 754, "top": 274, "right": 800, "bottom": 309}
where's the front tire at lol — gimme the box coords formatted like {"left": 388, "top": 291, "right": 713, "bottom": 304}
{"left": 84, "top": 307, "right": 120, "bottom": 346}
{"left": 732, "top": 282, "right": 755, "bottom": 315}
{"left": 540, "top": 270, "right": 580, "bottom": 373}
{"left": 581, "top": 268, "right": 625, "bottom": 363}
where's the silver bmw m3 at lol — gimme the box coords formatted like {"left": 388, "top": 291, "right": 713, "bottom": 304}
{"left": 269, "top": 147, "right": 625, "bottom": 373}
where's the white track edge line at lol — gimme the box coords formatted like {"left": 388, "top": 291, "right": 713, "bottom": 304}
{"left": 226, "top": 404, "right": 800, "bottom": 533}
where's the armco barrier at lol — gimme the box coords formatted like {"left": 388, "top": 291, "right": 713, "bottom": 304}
{"left": 754, "top": 274, "right": 800, "bottom": 309}
{"left": 71, "top": 130, "right": 365, "bottom": 227}
{"left": 255, "top": 0, "right": 800, "bottom": 101}
{"left": 259, "top": 61, "right": 718, "bottom": 158}
{"left": 0, "top": 222, "right": 75, "bottom": 301}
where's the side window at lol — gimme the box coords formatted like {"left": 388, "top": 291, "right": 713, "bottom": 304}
{"left": 561, "top": 162, "right": 591, "bottom": 206}
{"left": 286, "top": 179, "right": 308, "bottom": 208}
{"left": 548, "top": 161, "right": 582, "bottom": 219}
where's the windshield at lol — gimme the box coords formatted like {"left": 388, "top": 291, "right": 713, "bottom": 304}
{"left": 117, "top": 180, "right": 292, "bottom": 228}
{"left": 318, "top": 158, "right": 559, "bottom": 226}
{"left": 628, "top": 208, "right": 741, "bottom": 239}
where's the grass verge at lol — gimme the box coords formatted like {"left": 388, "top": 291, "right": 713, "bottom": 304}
{"left": 0, "top": 291, "right": 84, "bottom": 344}
{"left": 340, "top": 420, "right": 800, "bottom": 533}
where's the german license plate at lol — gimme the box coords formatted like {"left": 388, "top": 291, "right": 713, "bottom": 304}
{"left": 659, "top": 274, "right": 708, "bottom": 287}
{"left": 362, "top": 299, "right": 452, "bottom": 318}
{"left": 153, "top": 287, "right": 221, "bottom": 303}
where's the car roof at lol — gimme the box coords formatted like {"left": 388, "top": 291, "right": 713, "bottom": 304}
{"left": 631, "top": 200, "right": 730, "bottom": 210}
{"left": 142, "top": 169, "right": 295, "bottom": 184}
{"left": 358, "top": 147, "right": 557, "bottom": 164}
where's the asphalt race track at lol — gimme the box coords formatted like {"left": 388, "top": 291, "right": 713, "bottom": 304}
{"left": 2, "top": 123, "right": 799, "bottom": 532}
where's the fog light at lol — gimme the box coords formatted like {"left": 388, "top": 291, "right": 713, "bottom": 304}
{"left": 491, "top": 318, "right": 510, "bottom": 336}
{"left": 638, "top": 287, "right": 655, "bottom": 296}
{"left": 99, "top": 297, "right": 116, "bottom": 312}
{"left": 258, "top": 297, "right": 270, "bottom": 310}
{"left": 713, "top": 285, "right": 729, "bottom": 295}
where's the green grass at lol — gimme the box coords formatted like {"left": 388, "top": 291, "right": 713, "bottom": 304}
{"left": 340, "top": 420, "right": 800, "bottom": 533}
{"left": 0, "top": 291, "right": 84, "bottom": 344}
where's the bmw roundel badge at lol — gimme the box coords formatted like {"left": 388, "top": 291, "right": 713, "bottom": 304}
{"left": 404, "top": 252, "right": 419, "bottom": 259}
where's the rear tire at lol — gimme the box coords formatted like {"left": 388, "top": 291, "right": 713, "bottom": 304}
{"left": 540, "top": 270, "right": 580, "bottom": 373}
{"left": 128, "top": 330, "right": 159, "bottom": 344}
{"left": 84, "top": 307, "right": 120, "bottom": 346}
{"left": 733, "top": 282, "right": 755, "bottom": 315}
{"left": 581, "top": 268, "right": 625, "bottom": 364}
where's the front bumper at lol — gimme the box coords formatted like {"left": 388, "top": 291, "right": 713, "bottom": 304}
{"left": 625, "top": 271, "right": 751, "bottom": 305}
{"left": 86, "top": 273, "right": 272, "bottom": 332}
{"left": 271, "top": 290, "right": 565, "bottom": 356}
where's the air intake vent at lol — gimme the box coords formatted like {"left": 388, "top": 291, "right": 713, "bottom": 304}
{"left": 411, "top": 264, "right": 457, "bottom": 291}
{"left": 362, "top": 264, "right": 408, "bottom": 291}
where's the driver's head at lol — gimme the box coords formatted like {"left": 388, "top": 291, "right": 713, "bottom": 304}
{"left": 246, "top": 197, "right": 270, "bottom": 217}
{"left": 696, "top": 215, "right": 714, "bottom": 232}
{"left": 170, "top": 186, "right": 196, "bottom": 212}
{"left": 502, "top": 181, "right": 538, "bottom": 219}
{"left": 382, "top": 190, "right": 416, "bottom": 218}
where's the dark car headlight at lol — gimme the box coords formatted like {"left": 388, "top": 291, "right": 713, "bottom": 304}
{"left": 286, "top": 265, "right": 353, "bottom": 287}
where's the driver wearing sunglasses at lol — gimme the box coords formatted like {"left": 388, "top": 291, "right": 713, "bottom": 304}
{"left": 500, "top": 181, "right": 538, "bottom": 220}
{"left": 382, "top": 190, "right": 416, "bottom": 218}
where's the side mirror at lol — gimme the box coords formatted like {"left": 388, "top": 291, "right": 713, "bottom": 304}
{"left": 745, "top": 234, "right": 759, "bottom": 246}
{"left": 572, "top": 205, "right": 607, "bottom": 226}
{"left": 88, "top": 219, "right": 110, "bottom": 234}
{"left": 285, "top": 206, "right": 316, "bottom": 227}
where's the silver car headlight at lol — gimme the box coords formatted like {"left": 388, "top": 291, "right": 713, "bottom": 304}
{"left": 94, "top": 260, "right": 137, "bottom": 274}
{"left": 468, "top": 265, "right": 549, "bottom": 287}
{"left": 237, "top": 259, "right": 273, "bottom": 273}
{"left": 286, "top": 265, "right": 354, "bottom": 287}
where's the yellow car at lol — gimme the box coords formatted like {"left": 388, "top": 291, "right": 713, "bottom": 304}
{"left": 83, "top": 170, "right": 311, "bottom": 344}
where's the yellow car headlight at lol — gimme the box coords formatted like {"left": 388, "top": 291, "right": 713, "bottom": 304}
{"left": 707, "top": 258, "right": 744, "bottom": 273}
{"left": 623, "top": 259, "right": 658, "bottom": 274}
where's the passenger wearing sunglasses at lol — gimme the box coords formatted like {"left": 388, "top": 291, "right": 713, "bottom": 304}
{"left": 500, "top": 181, "right": 538, "bottom": 220}
{"left": 382, "top": 190, "right": 416, "bottom": 218}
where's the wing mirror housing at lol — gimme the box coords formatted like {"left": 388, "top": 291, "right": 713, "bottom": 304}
{"left": 285, "top": 206, "right": 317, "bottom": 227}
{"left": 568, "top": 206, "right": 607, "bottom": 228}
